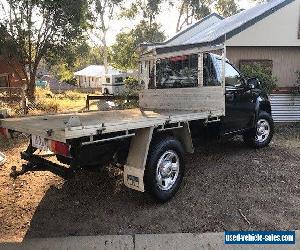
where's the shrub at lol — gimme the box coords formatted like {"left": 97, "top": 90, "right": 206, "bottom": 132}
{"left": 240, "top": 64, "right": 278, "bottom": 94}
{"left": 296, "top": 71, "right": 300, "bottom": 88}
{"left": 63, "top": 90, "right": 84, "bottom": 100}
{"left": 124, "top": 77, "right": 140, "bottom": 94}
{"left": 116, "top": 77, "right": 141, "bottom": 109}
{"left": 36, "top": 99, "right": 59, "bottom": 113}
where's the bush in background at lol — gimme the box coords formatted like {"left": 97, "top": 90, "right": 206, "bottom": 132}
{"left": 123, "top": 77, "right": 141, "bottom": 94}
{"left": 240, "top": 64, "right": 278, "bottom": 94}
{"left": 295, "top": 71, "right": 300, "bottom": 94}
{"left": 117, "top": 77, "right": 141, "bottom": 109}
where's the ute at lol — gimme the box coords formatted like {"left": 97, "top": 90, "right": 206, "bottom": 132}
{"left": 0, "top": 45, "right": 274, "bottom": 202}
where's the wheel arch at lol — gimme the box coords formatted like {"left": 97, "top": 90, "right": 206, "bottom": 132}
{"left": 153, "top": 122, "right": 194, "bottom": 154}
{"left": 259, "top": 100, "right": 272, "bottom": 115}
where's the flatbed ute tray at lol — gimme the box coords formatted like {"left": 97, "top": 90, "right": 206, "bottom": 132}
{"left": 0, "top": 108, "right": 223, "bottom": 143}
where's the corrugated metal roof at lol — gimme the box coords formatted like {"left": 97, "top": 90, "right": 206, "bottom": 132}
{"left": 164, "top": 13, "right": 224, "bottom": 46}
{"left": 154, "top": 0, "right": 295, "bottom": 53}
{"left": 74, "top": 65, "right": 122, "bottom": 77}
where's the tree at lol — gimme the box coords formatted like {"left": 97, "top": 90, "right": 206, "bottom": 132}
{"left": 111, "top": 20, "right": 166, "bottom": 70}
{"left": 92, "top": 0, "right": 123, "bottom": 74}
{"left": 48, "top": 41, "right": 108, "bottom": 83}
{"left": 174, "top": 0, "right": 213, "bottom": 32}
{"left": 215, "top": 0, "right": 238, "bottom": 17}
{"left": 174, "top": 0, "right": 240, "bottom": 32}
{"left": 0, "top": 0, "right": 89, "bottom": 100}
{"left": 120, "top": 0, "right": 164, "bottom": 28}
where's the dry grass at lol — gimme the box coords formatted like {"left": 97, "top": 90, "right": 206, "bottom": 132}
{"left": 34, "top": 88, "right": 87, "bottom": 113}
{"left": 0, "top": 124, "right": 300, "bottom": 242}
{"left": 1, "top": 88, "right": 90, "bottom": 117}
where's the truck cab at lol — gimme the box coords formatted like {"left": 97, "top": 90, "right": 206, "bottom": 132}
{"left": 142, "top": 51, "right": 273, "bottom": 147}
{"left": 209, "top": 53, "right": 273, "bottom": 147}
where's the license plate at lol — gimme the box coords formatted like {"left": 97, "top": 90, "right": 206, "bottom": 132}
{"left": 32, "top": 135, "right": 49, "bottom": 151}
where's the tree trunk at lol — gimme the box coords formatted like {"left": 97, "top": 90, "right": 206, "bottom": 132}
{"left": 176, "top": 2, "right": 185, "bottom": 32}
{"left": 26, "top": 73, "right": 36, "bottom": 101}
{"left": 102, "top": 29, "right": 108, "bottom": 74}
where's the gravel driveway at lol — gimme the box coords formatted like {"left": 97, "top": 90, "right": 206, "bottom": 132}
{"left": 0, "top": 124, "right": 299, "bottom": 242}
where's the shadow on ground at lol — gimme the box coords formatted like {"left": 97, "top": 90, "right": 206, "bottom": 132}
{"left": 23, "top": 136, "right": 300, "bottom": 239}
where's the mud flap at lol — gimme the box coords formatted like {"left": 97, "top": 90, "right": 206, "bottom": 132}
{"left": 124, "top": 127, "right": 154, "bottom": 192}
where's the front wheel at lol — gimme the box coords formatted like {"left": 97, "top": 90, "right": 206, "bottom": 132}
{"left": 144, "top": 136, "right": 185, "bottom": 203}
{"left": 243, "top": 111, "right": 274, "bottom": 148}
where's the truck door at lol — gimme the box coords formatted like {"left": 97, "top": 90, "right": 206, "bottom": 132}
{"left": 222, "top": 62, "right": 256, "bottom": 132}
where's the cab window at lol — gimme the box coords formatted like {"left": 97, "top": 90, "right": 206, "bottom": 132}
{"left": 225, "top": 62, "right": 242, "bottom": 87}
{"left": 212, "top": 57, "right": 242, "bottom": 87}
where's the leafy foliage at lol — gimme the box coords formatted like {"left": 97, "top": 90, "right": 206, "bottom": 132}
{"left": 91, "top": 0, "right": 124, "bottom": 73}
{"left": 240, "top": 64, "right": 278, "bottom": 94}
{"left": 0, "top": 0, "right": 90, "bottom": 99}
{"left": 173, "top": 0, "right": 212, "bottom": 31}
{"left": 294, "top": 71, "right": 300, "bottom": 95}
{"left": 215, "top": 0, "right": 238, "bottom": 17}
{"left": 120, "top": 0, "right": 164, "bottom": 25}
{"left": 117, "top": 77, "right": 141, "bottom": 109}
{"left": 296, "top": 71, "right": 300, "bottom": 86}
{"left": 48, "top": 41, "right": 108, "bottom": 83}
{"left": 111, "top": 20, "right": 165, "bottom": 70}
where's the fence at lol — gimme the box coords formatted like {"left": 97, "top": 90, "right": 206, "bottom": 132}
{"left": 270, "top": 94, "right": 300, "bottom": 122}
{"left": 0, "top": 87, "right": 27, "bottom": 115}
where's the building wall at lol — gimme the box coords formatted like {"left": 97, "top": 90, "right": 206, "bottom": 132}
{"left": 227, "top": 0, "right": 300, "bottom": 47}
{"left": 0, "top": 57, "right": 25, "bottom": 87}
{"left": 77, "top": 75, "right": 101, "bottom": 88}
{"left": 226, "top": 46, "right": 300, "bottom": 88}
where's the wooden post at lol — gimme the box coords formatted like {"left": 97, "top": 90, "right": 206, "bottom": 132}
{"left": 86, "top": 95, "right": 90, "bottom": 111}
{"left": 21, "top": 88, "right": 28, "bottom": 115}
{"left": 198, "top": 53, "right": 204, "bottom": 87}
{"left": 221, "top": 44, "right": 227, "bottom": 90}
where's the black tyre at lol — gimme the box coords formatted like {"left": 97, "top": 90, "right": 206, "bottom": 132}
{"left": 144, "top": 136, "right": 185, "bottom": 203}
{"left": 243, "top": 111, "right": 274, "bottom": 148}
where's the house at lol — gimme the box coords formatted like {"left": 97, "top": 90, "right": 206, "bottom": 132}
{"left": 141, "top": 0, "right": 300, "bottom": 121}
{"left": 74, "top": 65, "right": 132, "bottom": 95}
{"left": 0, "top": 55, "right": 25, "bottom": 88}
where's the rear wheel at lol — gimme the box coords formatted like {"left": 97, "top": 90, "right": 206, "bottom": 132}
{"left": 144, "top": 136, "right": 185, "bottom": 203}
{"left": 243, "top": 111, "right": 274, "bottom": 148}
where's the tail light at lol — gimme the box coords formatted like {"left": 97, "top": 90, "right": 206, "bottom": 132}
{"left": 48, "top": 140, "right": 69, "bottom": 157}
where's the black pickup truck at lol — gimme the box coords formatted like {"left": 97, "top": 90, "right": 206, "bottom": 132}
{"left": 0, "top": 51, "right": 274, "bottom": 202}
{"left": 191, "top": 53, "right": 274, "bottom": 149}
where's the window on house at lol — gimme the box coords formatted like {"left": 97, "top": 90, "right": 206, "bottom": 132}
{"left": 156, "top": 54, "right": 198, "bottom": 89}
{"left": 115, "top": 77, "right": 123, "bottom": 83}
{"left": 239, "top": 60, "right": 273, "bottom": 74}
{"left": 106, "top": 77, "right": 111, "bottom": 83}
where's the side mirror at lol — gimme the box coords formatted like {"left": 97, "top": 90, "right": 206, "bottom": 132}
{"left": 246, "top": 77, "right": 261, "bottom": 90}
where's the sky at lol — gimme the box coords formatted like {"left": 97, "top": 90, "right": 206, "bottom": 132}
{"left": 106, "top": 0, "right": 256, "bottom": 45}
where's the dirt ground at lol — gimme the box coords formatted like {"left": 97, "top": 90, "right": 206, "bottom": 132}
{"left": 0, "top": 124, "right": 299, "bottom": 243}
